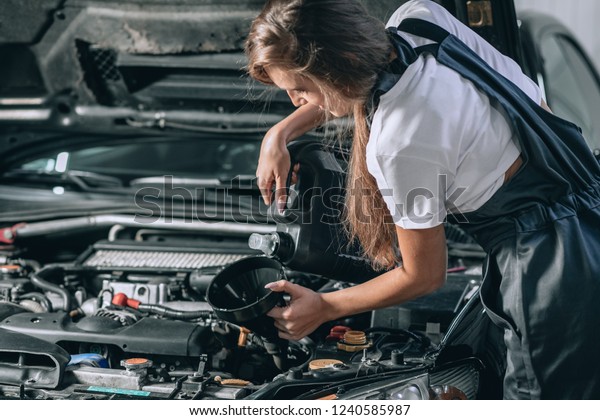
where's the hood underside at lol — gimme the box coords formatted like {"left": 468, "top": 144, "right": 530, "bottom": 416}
{"left": 0, "top": 0, "right": 407, "bottom": 107}
{"left": 1, "top": 0, "right": 269, "bottom": 107}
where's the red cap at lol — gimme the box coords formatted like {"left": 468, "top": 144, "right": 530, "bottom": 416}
{"left": 326, "top": 325, "right": 352, "bottom": 341}
{"left": 112, "top": 293, "right": 141, "bottom": 309}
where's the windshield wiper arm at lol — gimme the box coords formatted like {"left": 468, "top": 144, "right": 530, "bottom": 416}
{"left": 130, "top": 175, "right": 257, "bottom": 188}
{"left": 130, "top": 176, "right": 223, "bottom": 188}
{"left": 3, "top": 169, "right": 124, "bottom": 192}
{"left": 63, "top": 170, "right": 124, "bottom": 190}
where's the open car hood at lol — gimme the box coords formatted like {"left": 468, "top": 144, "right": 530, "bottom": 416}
{"left": 0, "top": 0, "right": 408, "bottom": 130}
{"left": 0, "top": 0, "right": 293, "bottom": 136}
{"left": 0, "top": 0, "right": 264, "bottom": 104}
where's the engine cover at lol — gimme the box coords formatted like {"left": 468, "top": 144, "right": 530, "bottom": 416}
{"left": 0, "top": 312, "right": 212, "bottom": 357}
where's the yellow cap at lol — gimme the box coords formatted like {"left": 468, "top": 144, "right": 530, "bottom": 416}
{"left": 308, "top": 359, "right": 343, "bottom": 371}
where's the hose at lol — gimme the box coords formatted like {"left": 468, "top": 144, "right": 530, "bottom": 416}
{"left": 137, "top": 304, "right": 212, "bottom": 320}
{"left": 68, "top": 353, "right": 109, "bottom": 368}
{"left": 18, "top": 299, "right": 45, "bottom": 313}
{"left": 97, "top": 288, "right": 114, "bottom": 309}
{"left": 248, "top": 333, "right": 289, "bottom": 372}
{"left": 15, "top": 259, "right": 41, "bottom": 272}
{"left": 30, "top": 266, "right": 73, "bottom": 312}
{"left": 18, "top": 292, "right": 53, "bottom": 312}
{"left": 296, "top": 337, "right": 316, "bottom": 372}
{"left": 264, "top": 338, "right": 288, "bottom": 372}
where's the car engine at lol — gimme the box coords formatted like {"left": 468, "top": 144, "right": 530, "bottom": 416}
{"left": 0, "top": 215, "right": 486, "bottom": 401}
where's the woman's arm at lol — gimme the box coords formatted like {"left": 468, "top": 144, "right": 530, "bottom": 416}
{"left": 256, "top": 103, "right": 327, "bottom": 210}
{"left": 266, "top": 224, "right": 447, "bottom": 341}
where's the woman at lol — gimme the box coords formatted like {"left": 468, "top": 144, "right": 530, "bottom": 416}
{"left": 245, "top": 0, "right": 600, "bottom": 399}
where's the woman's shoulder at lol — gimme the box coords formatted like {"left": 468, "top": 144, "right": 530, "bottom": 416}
{"left": 386, "top": 0, "right": 457, "bottom": 41}
{"left": 370, "top": 61, "right": 486, "bottom": 160}
{"left": 387, "top": 0, "right": 542, "bottom": 103}
{"left": 377, "top": 53, "right": 470, "bottom": 121}
{"left": 387, "top": 0, "right": 488, "bottom": 51}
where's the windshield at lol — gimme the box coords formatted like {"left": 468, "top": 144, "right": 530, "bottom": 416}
{"left": 9, "top": 137, "right": 261, "bottom": 185}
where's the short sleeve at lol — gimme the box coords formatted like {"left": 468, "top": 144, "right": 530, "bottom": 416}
{"left": 372, "top": 153, "right": 453, "bottom": 229}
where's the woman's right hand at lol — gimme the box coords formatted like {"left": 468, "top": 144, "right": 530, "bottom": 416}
{"left": 256, "top": 104, "right": 326, "bottom": 212}
{"left": 256, "top": 126, "right": 294, "bottom": 213}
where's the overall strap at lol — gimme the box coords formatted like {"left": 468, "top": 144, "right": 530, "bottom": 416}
{"left": 397, "top": 18, "right": 450, "bottom": 44}
{"left": 368, "top": 27, "right": 419, "bottom": 119}
{"left": 369, "top": 18, "right": 451, "bottom": 116}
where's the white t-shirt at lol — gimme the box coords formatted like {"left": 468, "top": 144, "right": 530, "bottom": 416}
{"left": 366, "top": 0, "right": 542, "bottom": 229}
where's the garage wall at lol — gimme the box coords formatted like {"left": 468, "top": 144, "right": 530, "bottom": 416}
{"left": 515, "top": 0, "right": 600, "bottom": 70}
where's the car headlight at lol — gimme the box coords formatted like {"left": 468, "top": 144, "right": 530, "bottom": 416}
{"left": 429, "top": 361, "right": 480, "bottom": 399}
{"left": 336, "top": 360, "right": 480, "bottom": 400}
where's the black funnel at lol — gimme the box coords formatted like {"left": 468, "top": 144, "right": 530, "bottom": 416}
{"left": 206, "top": 257, "right": 284, "bottom": 339}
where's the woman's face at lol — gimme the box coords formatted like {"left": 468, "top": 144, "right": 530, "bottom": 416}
{"left": 266, "top": 66, "right": 352, "bottom": 117}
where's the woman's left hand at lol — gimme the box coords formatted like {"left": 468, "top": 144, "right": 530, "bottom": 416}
{"left": 264, "top": 280, "right": 328, "bottom": 341}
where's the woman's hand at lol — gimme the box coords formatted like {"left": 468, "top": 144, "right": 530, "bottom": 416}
{"left": 255, "top": 104, "right": 327, "bottom": 212}
{"left": 264, "top": 280, "right": 329, "bottom": 341}
{"left": 256, "top": 127, "right": 296, "bottom": 213}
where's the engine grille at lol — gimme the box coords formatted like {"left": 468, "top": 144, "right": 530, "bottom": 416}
{"left": 82, "top": 250, "right": 248, "bottom": 270}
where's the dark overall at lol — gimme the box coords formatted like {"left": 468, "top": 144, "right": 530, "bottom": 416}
{"left": 371, "top": 19, "right": 600, "bottom": 399}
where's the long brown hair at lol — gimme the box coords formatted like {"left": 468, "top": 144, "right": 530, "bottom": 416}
{"left": 246, "top": 0, "right": 398, "bottom": 270}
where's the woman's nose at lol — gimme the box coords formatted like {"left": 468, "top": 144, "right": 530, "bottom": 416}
{"left": 287, "top": 90, "right": 307, "bottom": 107}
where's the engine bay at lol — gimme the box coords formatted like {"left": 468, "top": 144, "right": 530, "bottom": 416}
{"left": 0, "top": 221, "right": 483, "bottom": 400}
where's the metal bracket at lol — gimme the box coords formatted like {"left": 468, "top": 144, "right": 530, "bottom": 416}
{"left": 467, "top": 1, "right": 494, "bottom": 28}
